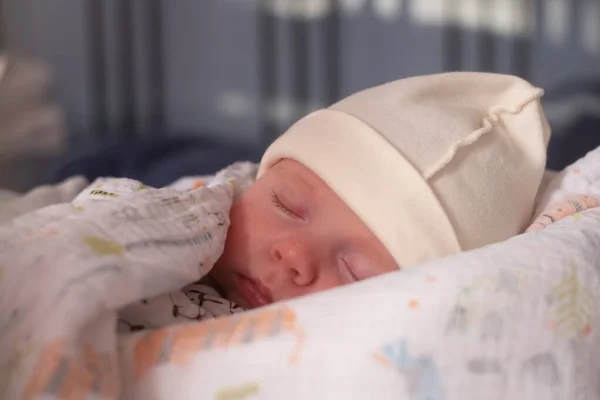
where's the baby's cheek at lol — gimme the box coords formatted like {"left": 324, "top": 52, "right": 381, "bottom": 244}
{"left": 312, "top": 271, "right": 347, "bottom": 294}
{"left": 220, "top": 201, "right": 272, "bottom": 274}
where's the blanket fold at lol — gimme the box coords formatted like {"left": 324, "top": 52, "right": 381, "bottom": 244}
{"left": 1, "top": 151, "right": 600, "bottom": 399}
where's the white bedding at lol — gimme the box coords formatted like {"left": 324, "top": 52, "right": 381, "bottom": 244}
{"left": 1, "top": 148, "right": 600, "bottom": 399}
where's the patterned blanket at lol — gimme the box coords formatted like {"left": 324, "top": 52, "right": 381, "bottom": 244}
{"left": 1, "top": 148, "right": 600, "bottom": 399}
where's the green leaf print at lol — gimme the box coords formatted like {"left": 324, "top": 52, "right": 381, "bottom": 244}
{"left": 550, "top": 262, "right": 594, "bottom": 339}
{"left": 83, "top": 236, "right": 124, "bottom": 256}
{"left": 89, "top": 189, "right": 118, "bottom": 197}
{"left": 215, "top": 382, "right": 260, "bottom": 400}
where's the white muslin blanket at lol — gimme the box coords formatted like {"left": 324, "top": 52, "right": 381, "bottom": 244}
{"left": 1, "top": 149, "right": 600, "bottom": 399}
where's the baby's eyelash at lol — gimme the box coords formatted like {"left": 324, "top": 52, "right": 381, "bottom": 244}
{"left": 338, "top": 258, "right": 359, "bottom": 283}
{"left": 271, "top": 192, "right": 302, "bottom": 219}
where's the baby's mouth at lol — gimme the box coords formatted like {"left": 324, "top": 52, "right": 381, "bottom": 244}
{"left": 235, "top": 274, "right": 273, "bottom": 308}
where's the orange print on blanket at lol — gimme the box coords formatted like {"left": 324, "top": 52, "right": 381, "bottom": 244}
{"left": 24, "top": 340, "right": 119, "bottom": 399}
{"left": 58, "top": 343, "right": 113, "bottom": 399}
{"left": 132, "top": 306, "right": 303, "bottom": 381}
{"left": 251, "top": 309, "right": 280, "bottom": 337}
{"left": 170, "top": 324, "right": 211, "bottom": 367}
{"left": 192, "top": 180, "right": 205, "bottom": 190}
{"left": 226, "top": 311, "right": 255, "bottom": 345}
{"left": 527, "top": 195, "right": 600, "bottom": 232}
{"left": 22, "top": 228, "right": 60, "bottom": 242}
{"left": 133, "top": 329, "right": 170, "bottom": 380}
{"left": 373, "top": 353, "right": 394, "bottom": 369}
{"left": 23, "top": 339, "right": 67, "bottom": 399}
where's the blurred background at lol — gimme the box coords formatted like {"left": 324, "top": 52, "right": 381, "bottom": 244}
{"left": 0, "top": 0, "right": 599, "bottom": 192}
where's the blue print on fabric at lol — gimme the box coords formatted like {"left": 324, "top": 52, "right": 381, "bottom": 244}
{"left": 380, "top": 339, "right": 444, "bottom": 400}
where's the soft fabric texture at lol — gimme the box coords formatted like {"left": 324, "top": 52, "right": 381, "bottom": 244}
{"left": 1, "top": 148, "right": 600, "bottom": 399}
{"left": 118, "top": 163, "right": 258, "bottom": 333}
{"left": 259, "top": 72, "right": 551, "bottom": 268}
{"left": 527, "top": 194, "right": 600, "bottom": 232}
{"left": 0, "top": 162, "right": 256, "bottom": 400}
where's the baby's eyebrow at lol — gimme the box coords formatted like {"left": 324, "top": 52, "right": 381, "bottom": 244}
{"left": 277, "top": 165, "right": 315, "bottom": 197}
{"left": 287, "top": 176, "right": 313, "bottom": 197}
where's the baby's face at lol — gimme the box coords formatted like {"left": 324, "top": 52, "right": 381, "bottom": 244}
{"left": 212, "top": 159, "right": 398, "bottom": 309}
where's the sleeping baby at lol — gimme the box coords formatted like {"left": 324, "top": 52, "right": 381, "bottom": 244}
{"left": 117, "top": 71, "right": 554, "bottom": 331}
{"left": 9, "top": 71, "right": 600, "bottom": 400}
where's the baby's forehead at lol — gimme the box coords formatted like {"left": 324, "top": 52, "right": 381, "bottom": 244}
{"left": 270, "top": 159, "right": 301, "bottom": 180}
{"left": 271, "top": 159, "right": 320, "bottom": 193}
{"left": 272, "top": 158, "right": 298, "bottom": 172}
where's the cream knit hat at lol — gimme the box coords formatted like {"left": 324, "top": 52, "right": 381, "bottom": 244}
{"left": 258, "top": 72, "right": 551, "bottom": 268}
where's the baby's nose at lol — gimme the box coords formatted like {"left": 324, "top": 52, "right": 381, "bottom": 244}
{"left": 270, "top": 238, "right": 317, "bottom": 286}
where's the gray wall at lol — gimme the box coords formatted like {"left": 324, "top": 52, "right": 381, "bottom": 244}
{"left": 2, "top": 0, "right": 600, "bottom": 145}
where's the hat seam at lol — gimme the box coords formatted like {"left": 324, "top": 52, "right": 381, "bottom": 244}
{"left": 424, "top": 88, "right": 545, "bottom": 180}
